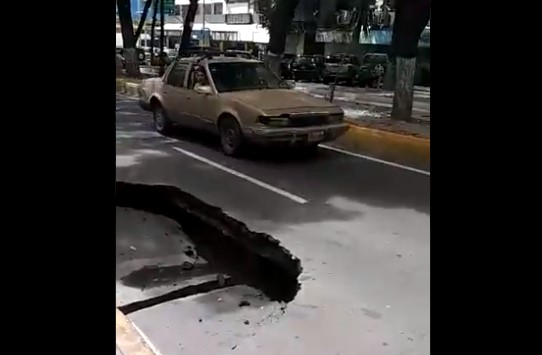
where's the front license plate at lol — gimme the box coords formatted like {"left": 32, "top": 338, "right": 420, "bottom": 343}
{"left": 308, "top": 131, "right": 325, "bottom": 142}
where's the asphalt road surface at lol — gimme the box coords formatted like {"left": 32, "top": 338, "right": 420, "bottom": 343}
{"left": 116, "top": 96, "right": 430, "bottom": 355}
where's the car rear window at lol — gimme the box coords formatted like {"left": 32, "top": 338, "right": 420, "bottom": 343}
{"left": 209, "top": 62, "right": 289, "bottom": 92}
{"left": 294, "top": 56, "right": 314, "bottom": 65}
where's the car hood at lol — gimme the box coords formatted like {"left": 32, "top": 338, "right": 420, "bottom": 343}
{"left": 225, "top": 89, "right": 339, "bottom": 113}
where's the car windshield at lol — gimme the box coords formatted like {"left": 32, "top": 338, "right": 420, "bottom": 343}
{"left": 294, "top": 56, "right": 313, "bottom": 65}
{"left": 209, "top": 62, "right": 290, "bottom": 92}
{"left": 325, "top": 55, "right": 350, "bottom": 64}
{"left": 363, "top": 54, "right": 388, "bottom": 63}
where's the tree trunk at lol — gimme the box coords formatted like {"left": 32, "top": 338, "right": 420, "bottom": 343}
{"left": 391, "top": 56, "right": 416, "bottom": 121}
{"left": 135, "top": 0, "right": 154, "bottom": 40}
{"left": 117, "top": 0, "right": 140, "bottom": 77}
{"left": 178, "top": 0, "right": 199, "bottom": 56}
{"left": 389, "top": 0, "right": 430, "bottom": 121}
{"left": 266, "top": 52, "right": 282, "bottom": 77}
{"left": 265, "top": 0, "right": 300, "bottom": 76}
{"left": 124, "top": 48, "right": 140, "bottom": 77}
{"left": 383, "top": 59, "right": 395, "bottom": 90}
{"left": 150, "top": 0, "right": 158, "bottom": 64}
{"left": 351, "top": 0, "right": 368, "bottom": 46}
{"left": 159, "top": 0, "right": 166, "bottom": 75}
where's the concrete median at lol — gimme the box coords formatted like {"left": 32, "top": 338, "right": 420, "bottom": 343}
{"left": 116, "top": 308, "right": 158, "bottom": 355}
{"left": 334, "top": 122, "right": 430, "bottom": 171}
{"left": 117, "top": 78, "right": 141, "bottom": 97}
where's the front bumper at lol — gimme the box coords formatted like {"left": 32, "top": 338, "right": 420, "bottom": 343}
{"left": 243, "top": 123, "right": 349, "bottom": 145}
{"left": 293, "top": 69, "right": 318, "bottom": 77}
{"left": 323, "top": 71, "right": 351, "bottom": 79}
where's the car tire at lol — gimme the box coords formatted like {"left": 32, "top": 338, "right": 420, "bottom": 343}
{"left": 301, "top": 144, "right": 320, "bottom": 157}
{"left": 322, "top": 78, "right": 329, "bottom": 85}
{"left": 219, "top": 116, "right": 245, "bottom": 157}
{"left": 152, "top": 102, "right": 172, "bottom": 135}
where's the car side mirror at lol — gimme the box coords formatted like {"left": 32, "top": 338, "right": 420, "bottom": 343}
{"left": 195, "top": 85, "right": 213, "bottom": 95}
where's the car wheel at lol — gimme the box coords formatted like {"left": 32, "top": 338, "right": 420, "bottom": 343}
{"left": 322, "top": 77, "right": 329, "bottom": 85}
{"left": 219, "top": 116, "right": 245, "bottom": 156}
{"left": 300, "top": 144, "right": 320, "bottom": 157}
{"left": 152, "top": 102, "right": 172, "bottom": 135}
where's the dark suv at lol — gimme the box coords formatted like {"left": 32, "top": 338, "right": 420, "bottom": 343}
{"left": 291, "top": 55, "right": 326, "bottom": 82}
{"left": 280, "top": 54, "right": 296, "bottom": 79}
{"left": 322, "top": 54, "right": 360, "bottom": 85}
{"left": 357, "top": 53, "right": 389, "bottom": 87}
{"left": 115, "top": 47, "right": 146, "bottom": 67}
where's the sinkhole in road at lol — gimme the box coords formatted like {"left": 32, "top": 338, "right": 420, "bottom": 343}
{"left": 116, "top": 182, "right": 302, "bottom": 314}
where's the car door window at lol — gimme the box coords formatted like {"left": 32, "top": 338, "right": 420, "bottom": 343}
{"left": 187, "top": 65, "right": 210, "bottom": 90}
{"left": 166, "top": 62, "right": 188, "bottom": 88}
{"left": 351, "top": 56, "right": 360, "bottom": 66}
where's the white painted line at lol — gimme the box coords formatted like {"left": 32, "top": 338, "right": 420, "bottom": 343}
{"left": 320, "top": 144, "right": 430, "bottom": 176}
{"left": 132, "top": 323, "right": 164, "bottom": 355}
{"left": 172, "top": 146, "right": 309, "bottom": 204}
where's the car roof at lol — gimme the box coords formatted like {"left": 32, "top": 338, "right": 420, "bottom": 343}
{"left": 178, "top": 56, "right": 261, "bottom": 64}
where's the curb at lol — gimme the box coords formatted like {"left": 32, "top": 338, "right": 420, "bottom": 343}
{"left": 116, "top": 308, "right": 158, "bottom": 355}
{"left": 333, "top": 123, "right": 430, "bottom": 171}
{"left": 115, "top": 79, "right": 430, "bottom": 170}
{"left": 116, "top": 78, "right": 141, "bottom": 97}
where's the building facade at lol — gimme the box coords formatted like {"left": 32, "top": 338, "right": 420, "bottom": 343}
{"left": 117, "top": 0, "right": 269, "bottom": 50}
{"left": 168, "top": 0, "right": 269, "bottom": 43}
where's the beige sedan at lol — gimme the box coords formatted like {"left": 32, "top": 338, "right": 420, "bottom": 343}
{"left": 139, "top": 56, "right": 349, "bottom": 156}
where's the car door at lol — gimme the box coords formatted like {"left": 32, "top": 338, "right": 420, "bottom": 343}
{"left": 183, "top": 64, "right": 219, "bottom": 132}
{"left": 161, "top": 62, "right": 189, "bottom": 124}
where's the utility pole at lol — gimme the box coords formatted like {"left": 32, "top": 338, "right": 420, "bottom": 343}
{"left": 159, "top": 0, "right": 166, "bottom": 75}
{"left": 178, "top": 0, "right": 199, "bottom": 57}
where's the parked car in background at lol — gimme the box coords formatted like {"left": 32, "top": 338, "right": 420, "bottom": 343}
{"left": 291, "top": 54, "right": 326, "bottom": 82}
{"left": 224, "top": 50, "right": 255, "bottom": 59}
{"left": 150, "top": 52, "right": 174, "bottom": 66}
{"left": 356, "top": 53, "right": 389, "bottom": 87}
{"left": 280, "top": 54, "right": 296, "bottom": 79}
{"left": 116, "top": 47, "right": 146, "bottom": 67}
{"left": 322, "top": 54, "right": 360, "bottom": 85}
{"left": 138, "top": 56, "right": 348, "bottom": 156}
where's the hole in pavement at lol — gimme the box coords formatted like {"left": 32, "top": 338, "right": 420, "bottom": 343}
{"left": 116, "top": 182, "right": 302, "bottom": 314}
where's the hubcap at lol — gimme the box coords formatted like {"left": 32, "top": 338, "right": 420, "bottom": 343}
{"left": 224, "top": 128, "right": 236, "bottom": 147}
{"left": 154, "top": 110, "right": 165, "bottom": 130}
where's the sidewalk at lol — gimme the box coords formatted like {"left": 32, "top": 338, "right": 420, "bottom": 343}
{"left": 293, "top": 83, "right": 430, "bottom": 141}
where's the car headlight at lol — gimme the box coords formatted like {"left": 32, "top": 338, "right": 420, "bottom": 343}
{"left": 259, "top": 115, "right": 290, "bottom": 127}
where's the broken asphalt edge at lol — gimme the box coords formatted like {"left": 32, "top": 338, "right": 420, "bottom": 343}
{"left": 116, "top": 78, "right": 430, "bottom": 171}
{"left": 116, "top": 308, "right": 158, "bottom": 355}
{"left": 116, "top": 182, "right": 302, "bottom": 303}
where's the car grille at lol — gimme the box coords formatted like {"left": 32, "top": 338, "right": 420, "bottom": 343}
{"left": 288, "top": 115, "right": 329, "bottom": 127}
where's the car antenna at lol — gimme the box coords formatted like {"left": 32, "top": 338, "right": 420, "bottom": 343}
{"left": 195, "top": 53, "right": 212, "bottom": 63}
